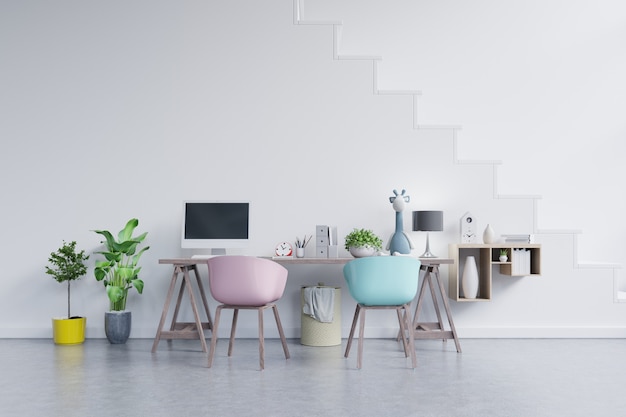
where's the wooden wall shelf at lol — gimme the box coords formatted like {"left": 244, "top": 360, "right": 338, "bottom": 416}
{"left": 448, "top": 243, "right": 541, "bottom": 302}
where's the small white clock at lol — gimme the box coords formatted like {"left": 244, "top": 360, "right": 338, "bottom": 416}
{"left": 275, "top": 241, "right": 293, "bottom": 257}
{"left": 460, "top": 212, "right": 476, "bottom": 243}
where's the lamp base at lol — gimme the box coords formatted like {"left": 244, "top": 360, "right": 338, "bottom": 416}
{"left": 420, "top": 232, "right": 437, "bottom": 258}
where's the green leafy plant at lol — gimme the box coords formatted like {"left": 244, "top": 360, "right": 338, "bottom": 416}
{"left": 500, "top": 248, "right": 509, "bottom": 257}
{"left": 45, "top": 240, "right": 89, "bottom": 318}
{"left": 93, "top": 218, "right": 149, "bottom": 311}
{"left": 344, "top": 228, "right": 383, "bottom": 251}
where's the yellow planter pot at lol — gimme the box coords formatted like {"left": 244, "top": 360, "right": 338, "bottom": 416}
{"left": 52, "top": 317, "right": 86, "bottom": 345}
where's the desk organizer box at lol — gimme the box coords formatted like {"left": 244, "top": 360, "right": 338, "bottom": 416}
{"left": 316, "top": 224, "right": 338, "bottom": 258}
{"left": 300, "top": 286, "right": 341, "bottom": 347}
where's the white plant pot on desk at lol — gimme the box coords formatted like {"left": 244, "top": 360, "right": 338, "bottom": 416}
{"left": 349, "top": 246, "right": 377, "bottom": 258}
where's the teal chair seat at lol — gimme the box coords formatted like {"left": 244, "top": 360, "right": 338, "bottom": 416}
{"left": 344, "top": 256, "right": 421, "bottom": 306}
{"left": 343, "top": 256, "right": 421, "bottom": 369}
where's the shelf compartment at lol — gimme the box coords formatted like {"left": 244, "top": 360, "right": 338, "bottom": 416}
{"left": 449, "top": 243, "right": 541, "bottom": 302}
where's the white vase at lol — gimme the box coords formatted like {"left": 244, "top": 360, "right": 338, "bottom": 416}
{"left": 462, "top": 256, "right": 479, "bottom": 299}
{"left": 483, "top": 224, "right": 495, "bottom": 244}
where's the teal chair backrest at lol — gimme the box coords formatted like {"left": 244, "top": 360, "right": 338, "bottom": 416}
{"left": 343, "top": 256, "right": 421, "bottom": 306}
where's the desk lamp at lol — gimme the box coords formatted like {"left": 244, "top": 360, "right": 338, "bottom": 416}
{"left": 413, "top": 210, "right": 443, "bottom": 258}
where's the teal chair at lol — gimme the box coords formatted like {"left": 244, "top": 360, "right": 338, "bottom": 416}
{"left": 343, "top": 256, "right": 421, "bottom": 369}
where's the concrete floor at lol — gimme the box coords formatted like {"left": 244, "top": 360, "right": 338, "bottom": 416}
{"left": 1, "top": 337, "right": 625, "bottom": 417}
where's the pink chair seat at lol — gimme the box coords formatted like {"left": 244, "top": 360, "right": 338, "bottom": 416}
{"left": 208, "top": 255, "right": 287, "bottom": 306}
{"left": 207, "top": 256, "right": 290, "bottom": 370}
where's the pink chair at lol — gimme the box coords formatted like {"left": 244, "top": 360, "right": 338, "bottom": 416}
{"left": 206, "top": 256, "right": 290, "bottom": 370}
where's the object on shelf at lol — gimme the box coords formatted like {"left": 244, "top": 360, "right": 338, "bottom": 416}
{"left": 483, "top": 224, "right": 495, "bottom": 244}
{"left": 502, "top": 234, "right": 535, "bottom": 243}
{"left": 316, "top": 225, "right": 330, "bottom": 258}
{"left": 512, "top": 248, "right": 532, "bottom": 275}
{"left": 344, "top": 228, "right": 383, "bottom": 258}
{"left": 295, "top": 235, "right": 312, "bottom": 249}
{"left": 499, "top": 248, "right": 508, "bottom": 262}
{"left": 413, "top": 210, "right": 443, "bottom": 258}
{"left": 462, "top": 256, "right": 479, "bottom": 299}
{"left": 295, "top": 235, "right": 312, "bottom": 258}
{"left": 387, "top": 189, "right": 414, "bottom": 255}
{"left": 349, "top": 246, "right": 378, "bottom": 258}
{"left": 460, "top": 212, "right": 476, "bottom": 243}
{"left": 275, "top": 241, "right": 293, "bottom": 257}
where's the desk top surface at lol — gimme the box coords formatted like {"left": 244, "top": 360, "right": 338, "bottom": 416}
{"left": 159, "top": 257, "right": 453, "bottom": 266}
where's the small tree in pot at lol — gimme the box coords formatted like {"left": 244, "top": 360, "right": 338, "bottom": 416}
{"left": 46, "top": 240, "right": 89, "bottom": 344}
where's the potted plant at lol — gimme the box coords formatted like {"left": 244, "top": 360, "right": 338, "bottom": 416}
{"left": 344, "top": 228, "right": 383, "bottom": 257}
{"left": 45, "top": 240, "right": 90, "bottom": 345}
{"left": 499, "top": 248, "right": 509, "bottom": 262}
{"left": 93, "top": 218, "right": 149, "bottom": 344}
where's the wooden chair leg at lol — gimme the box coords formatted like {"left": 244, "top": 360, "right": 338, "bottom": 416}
{"left": 404, "top": 304, "right": 417, "bottom": 368}
{"left": 228, "top": 308, "right": 238, "bottom": 357}
{"left": 258, "top": 307, "right": 265, "bottom": 370}
{"left": 396, "top": 307, "right": 411, "bottom": 342}
{"left": 357, "top": 306, "right": 366, "bottom": 369}
{"left": 208, "top": 305, "right": 222, "bottom": 368}
{"left": 345, "top": 304, "right": 361, "bottom": 358}
{"left": 272, "top": 305, "right": 290, "bottom": 359}
{"left": 397, "top": 306, "right": 410, "bottom": 357}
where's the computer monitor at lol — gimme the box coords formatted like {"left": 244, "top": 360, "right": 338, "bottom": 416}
{"left": 181, "top": 201, "right": 250, "bottom": 255}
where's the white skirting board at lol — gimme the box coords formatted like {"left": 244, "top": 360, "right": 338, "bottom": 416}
{"left": 3, "top": 325, "right": 626, "bottom": 339}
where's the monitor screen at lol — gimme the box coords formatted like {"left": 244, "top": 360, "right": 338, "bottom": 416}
{"left": 181, "top": 201, "right": 250, "bottom": 254}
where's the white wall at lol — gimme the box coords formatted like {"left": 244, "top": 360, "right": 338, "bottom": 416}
{"left": 0, "top": 0, "right": 624, "bottom": 340}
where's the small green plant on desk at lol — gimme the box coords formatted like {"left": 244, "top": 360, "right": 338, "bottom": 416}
{"left": 344, "top": 228, "right": 383, "bottom": 258}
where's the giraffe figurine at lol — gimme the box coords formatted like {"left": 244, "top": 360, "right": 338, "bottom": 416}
{"left": 386, "top": 189, "right": 415, "bottom": 255}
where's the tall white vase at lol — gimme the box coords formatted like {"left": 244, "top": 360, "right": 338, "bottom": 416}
{"left": 483, "top": 224, "right": 495, "bottom": 244}
{"left": 462, "top": 256, "right": 479, "bottom": 299}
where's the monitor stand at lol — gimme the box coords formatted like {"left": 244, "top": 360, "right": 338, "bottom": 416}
{"left": 190, "top": 248, "right": 226, "bottom": 259}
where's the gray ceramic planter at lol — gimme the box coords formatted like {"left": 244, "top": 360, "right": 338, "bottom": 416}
{"left": 104, "top": 311, "right": 131, "bottom": 344}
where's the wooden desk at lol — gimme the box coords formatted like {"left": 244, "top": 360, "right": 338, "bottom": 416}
{"left": 152, "top": 256, "right": 461, "bottom": 353}
{"left": 412, "top": 258, "right": 462, "bottom": 352}
{"left": 152, "top": 259, "right": 213, "bottom": 353}
{"left": 268, "top": 257, "right": 352, "bottom": 265}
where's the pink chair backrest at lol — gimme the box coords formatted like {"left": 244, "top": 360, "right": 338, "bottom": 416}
{"left": 207, "top": 256, "right": 288, "bottom": 306}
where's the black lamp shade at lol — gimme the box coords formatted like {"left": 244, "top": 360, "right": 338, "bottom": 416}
{"left": 413, "top": 211, "right": 443, "bottom": 232}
